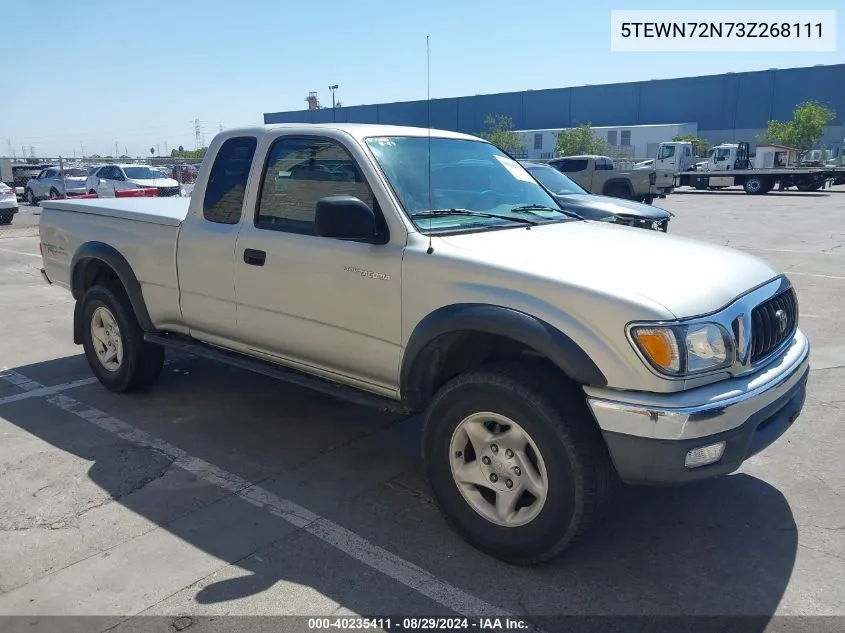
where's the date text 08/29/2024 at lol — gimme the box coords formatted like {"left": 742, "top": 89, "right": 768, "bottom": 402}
{"left": 307, "top": 617, "right": 530, "bottom": 630}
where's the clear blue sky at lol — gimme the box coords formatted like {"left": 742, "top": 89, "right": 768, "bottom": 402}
{"left": 1, "top": 0, "right": 841, "bottom": 157}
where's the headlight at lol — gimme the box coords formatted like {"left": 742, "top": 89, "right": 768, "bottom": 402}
{"left": 630, "top": 323, "right": 733, "bottom": 376}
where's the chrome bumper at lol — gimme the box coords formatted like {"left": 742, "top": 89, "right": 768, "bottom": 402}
{"left": 586, "top": 329, "right": 809, "bottom": 441}
{"left": 585, "top": 329, "right": 810, "bottom": 485}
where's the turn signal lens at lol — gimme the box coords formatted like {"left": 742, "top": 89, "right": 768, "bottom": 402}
{"left": 633, "top": 327, "right": 681, "bottom": 373}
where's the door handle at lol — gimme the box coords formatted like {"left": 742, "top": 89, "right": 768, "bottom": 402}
{"left": 243, "top": 248, "right": 266, "bottom": 266}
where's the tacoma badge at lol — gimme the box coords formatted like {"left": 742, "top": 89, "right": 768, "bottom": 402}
{"left": 344, "top": 266, "right": 391, "bottom": 281}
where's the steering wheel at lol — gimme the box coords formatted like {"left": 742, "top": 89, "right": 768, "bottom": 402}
{"left": 465, "top": 189, "right": 501, "bottom": 210}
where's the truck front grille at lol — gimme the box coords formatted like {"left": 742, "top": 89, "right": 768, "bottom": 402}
{"left": 750, "top": 287, "right": 798, "bottom": 363}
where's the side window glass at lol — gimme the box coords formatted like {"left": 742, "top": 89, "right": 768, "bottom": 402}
{"left": 559, "top": 159, "right": 588, "bottom": 172}
{"left": 203, "top": 136, "right": 258, "bottom": 225}
{"left": 255, "top": 136, "right": 376, "bottom": 236}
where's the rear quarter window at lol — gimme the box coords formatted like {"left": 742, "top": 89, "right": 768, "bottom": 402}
{"left": 203, "top": 136, "right": 258, "bottom": 224}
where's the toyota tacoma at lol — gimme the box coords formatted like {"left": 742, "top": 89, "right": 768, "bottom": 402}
{"left": 38, "top": 123, "right": 810, "bottom": 565}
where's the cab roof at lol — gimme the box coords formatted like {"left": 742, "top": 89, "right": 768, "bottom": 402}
{"left": 218, "top": 123, "right": 485, "bottom": 143}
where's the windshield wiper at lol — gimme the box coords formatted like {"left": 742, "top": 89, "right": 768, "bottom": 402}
{"left": 411, "top": 209, "right": 539, "bottom": 226}
{"left": 509, "top": 204, "right": 584, "bottom": 221}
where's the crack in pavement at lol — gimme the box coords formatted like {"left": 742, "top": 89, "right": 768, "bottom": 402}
{"left": 799, "top": 543, "right": 845, "bottom": 563}
{"left": 820, "top": 234, "right": 845, "bottom": 253}
{"left": 0, "top": 462, "right": 174, "bottom": 532}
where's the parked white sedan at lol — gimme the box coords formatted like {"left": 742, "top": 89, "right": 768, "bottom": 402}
{"left": 24, "top": 166, "right": 89, "bottom": 204}
{"left": 0, "top": 182, "right": 19, "bottom": 224}
{"left": 86, "top": 164, "right": 183, "bottom": 198}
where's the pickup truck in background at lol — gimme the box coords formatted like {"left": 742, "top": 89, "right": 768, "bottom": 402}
{"left": 545, "top": 154, "right": 674, "bottom": 204}
{"left": 38, "top": 123, "right": 810, "bottom": 565}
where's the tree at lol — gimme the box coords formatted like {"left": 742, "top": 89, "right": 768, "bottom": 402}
{"left": 761, "top": 100, "right": 836, "bottom": 156}
{"left": 478, "top": 114, "right": 525, "bottom": 155}
{"left": 169, "top": 146, "right": 206, "bottom": 159}
{"left": 672, "top": 134, "right": 711, "bottom": 156}
{"left": 554, "top": 123, "right": 610, "bottom": 157}
{"left": 335, "top": 101, "right": 343, "bottom": 108}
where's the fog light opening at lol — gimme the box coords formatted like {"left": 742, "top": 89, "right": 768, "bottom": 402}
{"left": 684, "top": 441, "right": 726, "bottom": 469}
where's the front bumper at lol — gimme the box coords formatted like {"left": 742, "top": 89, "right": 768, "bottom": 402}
{"left": 586, "top": 329, "right": 810, "bottom": 485}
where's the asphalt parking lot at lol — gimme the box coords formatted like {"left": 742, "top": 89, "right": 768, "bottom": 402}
{"left": 0, "top": 189, "right": 843, "bottom": 631}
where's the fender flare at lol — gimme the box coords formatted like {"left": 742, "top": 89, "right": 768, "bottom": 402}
{"left": 399, "top": 303, "right": 607, "bottom": 410}
{"left": 70, "top": 241, "right": 154, "bottom": 343}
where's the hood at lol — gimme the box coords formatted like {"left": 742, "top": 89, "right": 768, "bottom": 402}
{"left": 437, "top": 220, "right": 780, "bottom": 318}
{"left": 130, "top": 178, "right": 179, "bottom": 188}
{"left": 554, "top": 193, "right": 672, "bottom": 221}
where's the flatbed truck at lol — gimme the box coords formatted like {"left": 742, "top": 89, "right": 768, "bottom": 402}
{"left": 655, "top": 141, "right": 845, "bottom": 195}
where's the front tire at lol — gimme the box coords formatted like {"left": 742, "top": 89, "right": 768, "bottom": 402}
{"left": 80, "top": 284, "right": 164, "bottom": 393}
{"left": 421, "top": 364, "right": 614, "bottom": 565}
{"left": 25, "top": 189, "right": 36, "bottom": 205}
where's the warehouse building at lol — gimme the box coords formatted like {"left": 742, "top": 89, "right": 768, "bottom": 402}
{"left": 514, "top": 123, "right": 699, "bottom": 160}
{"left": 264, "top": 64, "right": 845, "bottom": 157}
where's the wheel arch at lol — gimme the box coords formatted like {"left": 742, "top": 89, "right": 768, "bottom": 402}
{"left": 70, "top": 242, "right": 154, "bottom": 344}
{"left": 399, "top": 304, "right": 607, "bottom": 411}
{"left": 601, "top": 178, "right": 634, "bottom": 198}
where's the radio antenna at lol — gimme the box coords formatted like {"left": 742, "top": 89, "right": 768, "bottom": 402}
{"left": 426, "top": 35, "right": 434, "bottom": 255}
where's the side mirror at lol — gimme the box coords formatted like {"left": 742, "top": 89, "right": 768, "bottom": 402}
{"left": 315, "top": 195, "right": 378, "bottom": 242}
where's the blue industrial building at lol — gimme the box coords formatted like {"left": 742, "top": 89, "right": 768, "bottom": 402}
{"left": 264, "top": 64, "right": 845, "bottom": 153}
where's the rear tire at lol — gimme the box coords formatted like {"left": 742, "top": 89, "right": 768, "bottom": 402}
{"left": 743, "top": 176, "right": 768, "bottom": 194}
{"left": 25, "top": 188, "right": 37, "bottom": 205}
{"left": 80, "top": 283, "right": 164, "bottom": 393}
{"left": 421, "top": 363, "right": 615, "bottom": 565}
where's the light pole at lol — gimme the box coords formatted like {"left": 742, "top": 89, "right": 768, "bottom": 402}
{"left": 329, "top": 84, "right": 339, "bottom": 122}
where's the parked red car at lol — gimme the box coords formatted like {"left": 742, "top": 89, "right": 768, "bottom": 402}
{"left": 169, "top": 164, "right": 198, "bottom": 183}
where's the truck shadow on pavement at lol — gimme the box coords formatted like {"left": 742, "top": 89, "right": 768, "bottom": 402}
{"left": 2, "top": 353, "right": 798, "bottom": 627}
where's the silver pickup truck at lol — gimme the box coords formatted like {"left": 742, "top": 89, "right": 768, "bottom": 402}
{"left": 38, "top": 123, "right": 810, "bottom": 565}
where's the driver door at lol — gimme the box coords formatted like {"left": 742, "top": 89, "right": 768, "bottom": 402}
{"left": 32, "top": 170, "right": 50, "bottom": 198}
{"left": 233, "top": 132, "right": 404, "bottom": 393}
{"left": 95, "top": 166, "right": 125, "bottom": 197}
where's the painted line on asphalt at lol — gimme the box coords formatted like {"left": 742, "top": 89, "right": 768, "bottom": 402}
{"left": 0, "top": 246, "right": 40, "bottom": 258}
{"left": 0, "top": 368, "right": 520, "bottom": 623}
{"left": 784, "top": 271, "right": 845, "bottom": 281}
{"left": 0, "top": 376, "right": 98, "bottom": 406}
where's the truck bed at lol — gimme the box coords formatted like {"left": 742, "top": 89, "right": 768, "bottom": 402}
{"left": 39, "top": 197, "right": 190, "bottom": 331}
{"left": 41, "top": 197, "right": 191, "bottom": 226}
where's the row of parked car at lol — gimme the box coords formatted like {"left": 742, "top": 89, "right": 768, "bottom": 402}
{"left": 5, "top": 156, "right": 671, "bottom": 231}
{"left": 21, "top": 163, "right": 199, "bottom": 204}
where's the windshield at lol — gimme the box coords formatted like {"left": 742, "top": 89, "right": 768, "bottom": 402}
{"left": 123, "top": 166, "right": 165, "bottom": 180}
{"left": 657, "top": 145, "right": 675, "bottom": 160}
{"left": 365, "top": 136, "right": 571, "bottom": 233}
{"left": 523, "top": 164, "right": 587, "bottom": 195}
